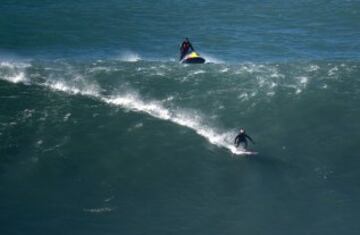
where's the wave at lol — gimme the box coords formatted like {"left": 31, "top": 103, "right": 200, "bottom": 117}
{"left": 49, "top": 82, "right": 249, "bottom": 155}
{"left": 0, "top": 61, "right": 250, "bottom": 155}
{"left": 102, "top": 93, "right": 248, "bottom": 155}
{"left": 3, "top": 59, "right": 357, "bottom": 156}
{"left": 0, "top": 61, "right": 30, "bottom": 84}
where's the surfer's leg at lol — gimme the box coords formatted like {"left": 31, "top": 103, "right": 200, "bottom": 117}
{"left": 180, "top": 53, "right": 184, "bottom": 60}
{"left": 180, "top": 49, "right": 186, "bottom": 60}
{"left": 244, "top": 141, "right": 248, "bottom": 149}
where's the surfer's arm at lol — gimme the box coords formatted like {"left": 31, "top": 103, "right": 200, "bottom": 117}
{"left": 189, "top": 43, "right": 195, "bottom": 51}
{"left": 245, "top": 134, "right": 255, "bottom": 144}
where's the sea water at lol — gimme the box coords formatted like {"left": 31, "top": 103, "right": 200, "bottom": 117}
{"left": 1, "top": 1, "right": 360, "bottom": 234}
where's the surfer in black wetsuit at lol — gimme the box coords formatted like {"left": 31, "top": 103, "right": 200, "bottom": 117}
{"left": 180, "top": 38, "right": 194, "bottom": 61}
{"left": 234, "top": 128, "right": 255, "bottom": 149}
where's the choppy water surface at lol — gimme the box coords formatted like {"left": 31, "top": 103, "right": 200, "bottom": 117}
{"left": 1, "top": 1, "right": 360, "bottom": 234}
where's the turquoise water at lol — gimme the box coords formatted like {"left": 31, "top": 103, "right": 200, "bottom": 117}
{"left": 1, "top": 1, "right": 360, "bottom": 234}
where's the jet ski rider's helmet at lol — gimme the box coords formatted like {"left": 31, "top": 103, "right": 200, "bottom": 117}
{"left": 240, "top": 128, "right": 245, "bottom": 134}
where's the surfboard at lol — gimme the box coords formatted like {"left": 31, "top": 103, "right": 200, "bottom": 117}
{"left": 181, "top": 51, "right": 206, "bottom": 64}
{"left": 227, "top": 145, "right": 258, "bottom": 156}
{"left": 235, "top": 150, "right": 258, "bottom": 156}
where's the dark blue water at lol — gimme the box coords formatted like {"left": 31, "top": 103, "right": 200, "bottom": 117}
{"left": 1, "top": 1, "right": 360, "bottom": 234}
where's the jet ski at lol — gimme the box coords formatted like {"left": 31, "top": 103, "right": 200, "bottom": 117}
{"left": 181, "top": 51, "right": 206, "bottom": 64}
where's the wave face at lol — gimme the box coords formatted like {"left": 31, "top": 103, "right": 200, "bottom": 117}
{"left": 1, "top": 0, "right": 360, "bottom": 235}
{"left": 2, "top": 58, "right": 360, "bottom": 234}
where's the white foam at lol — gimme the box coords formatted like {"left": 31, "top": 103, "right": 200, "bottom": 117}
{"left": 87, "top": 66, "right": 119, "bottom": 74}
{"left": 1, "top": 61, "right": 16, "bottom": 69}
{"left": 64, "top": 113, "right": 71, "bottom": 122}
{"left": 220, "top": 67, "right": 229, "bottom": 73}
{"left": 4, "top": 72, "right": 27, "bottom": 83}
{"left": 0, "top": 61, "right": 30, "bottom": 84}
{"left": 238, "top": 93, "right": 249, "bottom": 101}
{"left": 118, "top": 51, "right": 141, "bottom": 62}
{"left": 45, "top": 80, "right": 100, "bottom": 97}
{"left": 22, "top": 109, "right": 35, "bottom": 119}
{"left": 83, "top": 207, "right": 114, "bottom": 213}
{"left": 293, "top": 76, "right": 309, "bottom": 94}
{"left": 307, "top": 64, "right": 320, "bottom": 72}
{"left": 103, "top": 94, "right": 172, "bottom": 120}
{"left": 297, "top": 76, "right": 308, "bottom": 85}
{"left": 0, "top": 61, "right": 30, "bottom": 69}
{"left": 201, "top": 53, "right": 224, "bottom": 64}
{"left": 128, "top": 122, "right": 144, "bottom": 132}
{"left": 190, "top": 70, "right": 206, "bottom": 76}
{"left": 102, "top": 92, "right": 250, "bottom": 155}
{"left": 295, "top": 88, "right": 302, "bottom": 94}
{"left": 267, "top": 91, "right": 276, "bottom": 96}
{"left": 235, "top": 63, "right": 262, "bottom": 74}
{"left": 134, "top": 123, "right": 143, "bottom": 128}
{"left": 270, "top": 71, "right": 284, "bottom": 78}
{"left": 328, "top": 66, "right": 338, "bottom": 76}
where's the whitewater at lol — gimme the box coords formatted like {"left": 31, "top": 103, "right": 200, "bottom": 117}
{"left": 0, "top": 58, "right": 258, "bottom": 155}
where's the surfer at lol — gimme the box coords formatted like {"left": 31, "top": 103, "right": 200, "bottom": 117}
{"left": 180, "top": 38, "right": 194, "bottom": 61}
{"left": 234, "top": 128, "right": 255, "bottom": 149}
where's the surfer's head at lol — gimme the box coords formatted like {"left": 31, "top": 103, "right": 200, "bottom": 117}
{"left": 240, "top": 128, "right": 245, "bottom": 133}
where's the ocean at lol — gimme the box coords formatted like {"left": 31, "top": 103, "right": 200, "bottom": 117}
{"left": 1, "top": 1, "right": 360, "bottom": 234}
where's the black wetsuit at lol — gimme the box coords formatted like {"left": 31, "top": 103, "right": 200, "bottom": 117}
{"left": 234, "top": 132, "right": 254, "bottom": 149}
{"left": 180, "top": 41, "right": 194, "bottom": 61}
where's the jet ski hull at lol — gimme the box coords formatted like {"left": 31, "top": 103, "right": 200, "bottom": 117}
{"left": 182, "top": 57, "right": 206, "bottom": 64}
{"left": 181, "top": 52, "right": 206, "bottom": 64}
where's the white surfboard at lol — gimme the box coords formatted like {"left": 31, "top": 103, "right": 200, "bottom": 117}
{"left": 227, "top": 145, "right": 258, "bottom": 156}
